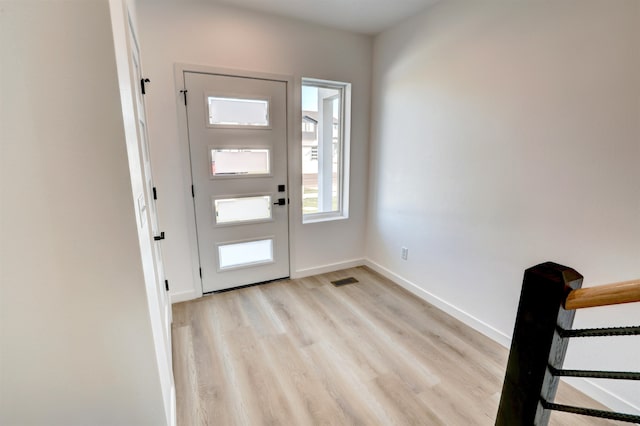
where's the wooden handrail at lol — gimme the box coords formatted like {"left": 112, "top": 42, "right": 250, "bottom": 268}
{"left": 564, "top": 279, "right": 640, "bottom": 310}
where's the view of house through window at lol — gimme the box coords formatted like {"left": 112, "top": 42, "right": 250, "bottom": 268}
{"left": 301, "top": 78, "right": 350, "bottom": 220}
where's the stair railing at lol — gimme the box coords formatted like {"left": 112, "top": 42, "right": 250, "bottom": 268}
{"left": 495, "top": 262, "right": 640, "bottom": 425}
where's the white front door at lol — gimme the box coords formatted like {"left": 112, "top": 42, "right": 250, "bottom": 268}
{"left": 184, "top": 72, "right": 290, "bottom": 293}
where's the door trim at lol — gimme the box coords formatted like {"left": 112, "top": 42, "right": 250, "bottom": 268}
{"left": 174, "top": 64, "right": 295, "bottom": 299}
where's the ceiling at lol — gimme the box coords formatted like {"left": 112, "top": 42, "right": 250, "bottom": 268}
{"left": 211, "top": 0, "right": 440, "bottom": 35}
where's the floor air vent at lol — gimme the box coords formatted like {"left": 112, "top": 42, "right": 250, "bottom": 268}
{"left": 331, "top": 277, "right": 358, "bottom": 286}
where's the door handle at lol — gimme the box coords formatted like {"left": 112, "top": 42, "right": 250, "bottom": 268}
{"left": 154, "top": 231, "right": 165, "bottom": 241}
{"left": 273, "top": 198, "right": 286, "bottom": 206}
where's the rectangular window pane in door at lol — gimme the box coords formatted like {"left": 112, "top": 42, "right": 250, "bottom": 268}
{"left": 214, "top": 195, "right": 272, "bottom": 224}
{"left": 208, "top": 96, "right": 269, "bottom": 126}
{"left": 211, "top": 149, "right": 270, "bottom": 176}
{"left": 218, "top": 238, "right": 274, "bottom": 270}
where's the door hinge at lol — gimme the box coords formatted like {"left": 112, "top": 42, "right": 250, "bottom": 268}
{"left": 164, "top": 279, "right": 169, "bottom": 291}
{"left": 191, "top": 185, "right": 194, "bottom": 198}
{"left": 180, "top": 89, "right": 188, "bottom": 106}
{"left": 141, "top": 78, "right": 150, "bottom": 95}
{"left": 152, "top": 187, "right": 157, "bottom": 200}
{"left": 199, "top": 268, "right": 202, "bottom": 278}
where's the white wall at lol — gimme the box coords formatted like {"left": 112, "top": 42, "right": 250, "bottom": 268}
{"left": 369, "top": 0, "right": 640, "bottom": 412}
{"left": 136, "top": 0, "right": 372, "bottom": 301}
{"left": 0, "top": 1, "right": 167, "bottom": 424}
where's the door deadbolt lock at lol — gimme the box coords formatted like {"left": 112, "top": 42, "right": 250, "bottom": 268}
{"left": 273, "top": 198, "right": 286, "bottom": 206}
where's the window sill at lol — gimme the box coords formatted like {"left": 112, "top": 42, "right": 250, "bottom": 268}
{"left": 302, "top": 213, "right": 349, "bottom": 224}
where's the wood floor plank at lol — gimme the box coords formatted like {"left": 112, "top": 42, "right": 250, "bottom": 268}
{"left": 172, "top": 325, "right": 201, "bottom": 426}
{"left": 316, "top": 281, "right": 442, "bottom": 385}
{"left": 259, "top": 333, "right": 345, "bottom": 425}
{"left": 337, "top": 279, "right": 500, "bottom": 397}
{"left": 301, "top": 339, "right": 392, "bottom": 425}
{"left": 189, "top": 302, "right": 234, "bottom": 426}
{"left": 261, "top": 281, "right": 322, "bottom": 347}
{"left": 369, "top": 371, "right": 445, "bottom": 425}
{"left": 172, "top": 267, "right": 627, "bottom": 426}
{"left": 303, "top": 287, "right": 391, "bottom": 381}
{"left": 319, "top": 284, "right": 442, "bottom": 393}
{"left": 228, "top": 325, "right": 298, "bottom": 425}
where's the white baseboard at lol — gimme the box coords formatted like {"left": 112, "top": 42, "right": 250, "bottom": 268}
{"left": 170, "top": 289, "right": 200, "bottom": 304}
{"left": 562, "top": 377, "right": 640, "bottom": 415}
{"left": 364, "top": 259, "right": 512, "bottom": 349}
{"left": 364, "top": 259, "right": 640, "bottom": 415}
{"left": 169, "top": 259, "right": 365, "bottom": 303}
{"left": 292, "top": 258, "right": 365, "bottom": 279}
{"left": 169, "top": 385, "right": 177, "bottom": 426}
{"left": 167, "top": 256, "right": 639, "bottom": 414}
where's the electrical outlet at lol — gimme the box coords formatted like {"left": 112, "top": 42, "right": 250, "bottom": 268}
{"left": 401, "top": 247, "right": 408, "bottom": 260}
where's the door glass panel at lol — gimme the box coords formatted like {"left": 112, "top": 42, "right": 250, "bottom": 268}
{"left": 214, "top": 195, "right": 272, "bottom": 224}
{"left": 218, "top": 239, "right": 273, "bottom": 270}
{"left": 211, "top": 149, "right": 270, "bottom": 176}
{"left": 208, "top": 96, "right": 269, "bottom": 126}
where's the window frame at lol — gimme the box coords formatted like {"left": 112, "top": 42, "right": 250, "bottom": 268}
{"left": 205, "top": 92, "right": 272, "bottom": 129}
{"left": 301, "top": 77, "right": 351, "bottom": 223}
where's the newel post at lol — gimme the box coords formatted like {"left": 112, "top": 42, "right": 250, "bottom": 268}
{"left": 495, "top": 262, "right": 583, "bottom": 425}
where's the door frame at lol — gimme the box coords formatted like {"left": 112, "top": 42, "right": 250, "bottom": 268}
{"left": 175, "top": 64, "right": 297, "bottom": 298}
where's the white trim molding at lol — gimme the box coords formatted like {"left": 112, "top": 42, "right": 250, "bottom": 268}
{"left": 364, "top": 258, "right": 512, "bottom": 348}
{"left": 170, "top": 289, "right": 201, "bottom": 305}
{"left": 292, "top": 258, "right": 365, "bottom": 279}
{"left": 562, "top": 377, "right": 640, "bottom": 416}
{"left": 167, "top": 252, "right": 640, "bottom": 414}
{"left": 364, "top": 258, "right": 640, "bottom": 415}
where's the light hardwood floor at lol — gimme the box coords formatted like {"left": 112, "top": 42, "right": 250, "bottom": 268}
{"left": 172, "top": 266, "right": 626, "bottom": 425}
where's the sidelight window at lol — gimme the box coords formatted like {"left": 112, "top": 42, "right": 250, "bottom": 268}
{"left": 301, "top": 78, "right": 351, "bottom": 222}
